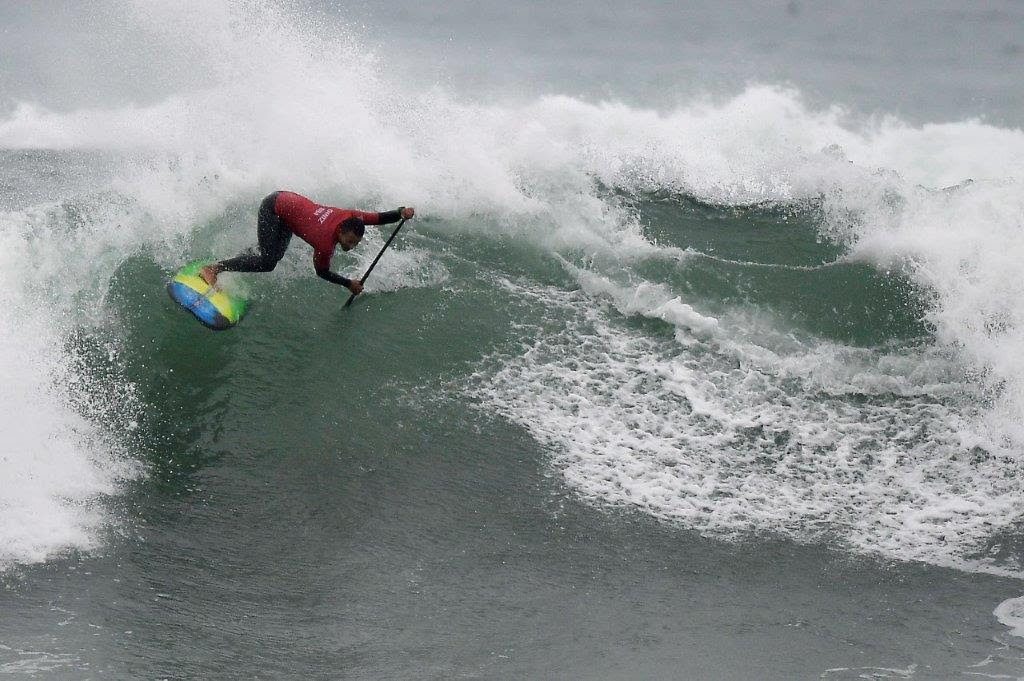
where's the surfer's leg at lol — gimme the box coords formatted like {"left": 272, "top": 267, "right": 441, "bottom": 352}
{"left": 253, "top": 193, "right": 292, "bottom": 268}
{"left": 208, "top": 193, "right": 291, "bottom": 282}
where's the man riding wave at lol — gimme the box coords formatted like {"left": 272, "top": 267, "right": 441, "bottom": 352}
{"left": 201, "top": 191, "right": 416, "bottom": 295}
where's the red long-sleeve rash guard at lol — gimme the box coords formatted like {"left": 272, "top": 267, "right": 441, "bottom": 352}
{"left": 274, "top": 191, "right": 386, "bottom": 274}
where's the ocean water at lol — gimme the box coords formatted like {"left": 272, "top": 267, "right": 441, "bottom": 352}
{"left": 3, "top": 1, "right": 1024, "bottom": 678}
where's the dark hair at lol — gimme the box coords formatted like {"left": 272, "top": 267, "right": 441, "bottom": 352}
{"left": 340, "top": 216, "right": 365, "bottom": 237}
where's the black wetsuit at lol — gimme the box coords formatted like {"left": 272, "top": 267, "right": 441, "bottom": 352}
{"left": 216, "top": 191, "right": 402, "bottom": 288}
{"left": 218, "top": 192, "right": 290, "bottom": 274}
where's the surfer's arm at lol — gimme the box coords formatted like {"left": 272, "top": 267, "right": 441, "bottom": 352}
{"left": 354, "top": 208, "right": 406, "bottom": 226}
{"left": 313, "top": 250, "right": 361, "bottom": 291}
{"left": 317, "top": 266, "right": 364, "bottom": 294}
{"left": 316, "top": 267, "right": 356, "bottom": 289}
{"left": 317, "top": 268, "right": 362, "bottom": 292}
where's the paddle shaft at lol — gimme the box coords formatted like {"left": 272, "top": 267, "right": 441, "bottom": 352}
{"left": 344, "top": 218, "right": 408, "bottom": 308}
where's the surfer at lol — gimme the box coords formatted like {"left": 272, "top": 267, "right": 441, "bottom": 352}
{"left": 200, "top": 191, "right": 415, "bottom": 294}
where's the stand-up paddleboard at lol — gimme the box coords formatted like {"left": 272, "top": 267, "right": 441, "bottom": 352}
{"left": 167, "top": 261, "right": 249, "bottom": 330}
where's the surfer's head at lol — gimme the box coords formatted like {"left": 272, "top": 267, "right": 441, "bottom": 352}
{"left": 337, "top": 217, "right": 365, "bottom": 251}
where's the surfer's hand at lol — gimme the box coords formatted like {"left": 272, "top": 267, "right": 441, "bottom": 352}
{"left": 347, "top": 280, "right": 364, "bottom": 295}
{"left": 401, "top": 206, "right": 415, "bottom": 219}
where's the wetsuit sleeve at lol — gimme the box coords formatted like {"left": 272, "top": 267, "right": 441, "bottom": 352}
{"left": 376, "top": 208, "right": 403, "bottom": 225}
{"left": 317, "top": 269, "right": 352, "bottom": 288}
{"left": 353, "top": 208, "right": 403, "bottom": 226}
{"left": 313, "top": 250, "right": 352, "bottom": 288}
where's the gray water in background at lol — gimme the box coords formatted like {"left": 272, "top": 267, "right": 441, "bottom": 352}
{"left": 330, "top": 0, "right": 1024, "bottom": 125}
{"left": 3, "top": 2, "right": 1024, "bottom": 679}
{"left": 3, "top": 1, "right": 1023, "bottom": 124}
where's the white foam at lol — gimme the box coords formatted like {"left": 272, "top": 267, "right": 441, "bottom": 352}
{"left": 0, "top": 208, "right": 139, "bottom": 568}
{"left": 995, "top": 596, "right": 1024, "bottom": 638}
{"left": 566, "top": 261, "right": 720, "bottom": 338}
{"left": 833, "top": 180, "right": 1024, "bottom": 447}
{"left": 470, "top": 281, "right": 1022, "bottom": 574}
{"left": 345, "top": 231, "right": 450, "bottom": 295}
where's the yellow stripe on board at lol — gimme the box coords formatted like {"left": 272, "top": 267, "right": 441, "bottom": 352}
{"left": 173, "top": 273, "right": 212, "bottom": 295}
{"left": 172, "top": 273, "right": 241, "bottom": 323}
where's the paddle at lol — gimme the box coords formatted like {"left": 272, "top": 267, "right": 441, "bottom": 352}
{"left": 344, "top": 217, "right": 408, "bottom": 308}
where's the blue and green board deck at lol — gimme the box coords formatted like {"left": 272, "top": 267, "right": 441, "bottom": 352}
{"left": 167, "top": 261, "right": 249, "bottom": 330}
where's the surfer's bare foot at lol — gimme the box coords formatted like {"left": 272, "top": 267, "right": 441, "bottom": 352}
{"left": 200, "top": 265, "right": 219, "bottom": 286}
